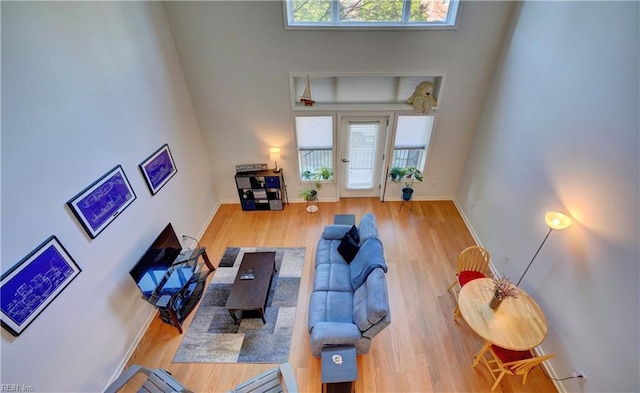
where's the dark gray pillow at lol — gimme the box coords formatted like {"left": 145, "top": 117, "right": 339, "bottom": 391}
{"left": 337, "top": 233, "right": 360, "bottom": 263}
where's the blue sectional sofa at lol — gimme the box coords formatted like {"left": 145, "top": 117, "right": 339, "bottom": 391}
{"left": 308, "top": 213, "right": 391, "bottom": 357}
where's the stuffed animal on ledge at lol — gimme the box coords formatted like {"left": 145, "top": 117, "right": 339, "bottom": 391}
{"left": 406, "top": 81, "right": 438, "bottom": 113}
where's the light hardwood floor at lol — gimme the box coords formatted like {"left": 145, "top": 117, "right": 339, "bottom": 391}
{"left": 122, "top": 199, "right": 558, "bottom": 392}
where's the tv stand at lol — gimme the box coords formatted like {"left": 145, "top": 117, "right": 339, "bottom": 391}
{"left": 144, "top": 248, "right": 214, "bottom": 333}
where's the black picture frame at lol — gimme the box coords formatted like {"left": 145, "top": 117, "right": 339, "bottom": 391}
{"left": 1, "top": 236, "right": 81, "bottom": 337}
{"left": 139, "top": 144, "right": 178, "bottom": 195}
{"left": 67, "top": 165, "right": 137, "bottom": 239}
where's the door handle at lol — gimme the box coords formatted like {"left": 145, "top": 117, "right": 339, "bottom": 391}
{"left": 342, "top": 158, "right": 350, "bottom": 163}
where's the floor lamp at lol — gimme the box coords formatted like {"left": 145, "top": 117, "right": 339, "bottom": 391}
{"left": 516, "top": 211, "right": 572, "bottom": 286}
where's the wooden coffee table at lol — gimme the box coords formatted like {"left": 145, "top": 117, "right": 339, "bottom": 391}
{"left": 225, "top": 251, "right": 276, "bottom": 324}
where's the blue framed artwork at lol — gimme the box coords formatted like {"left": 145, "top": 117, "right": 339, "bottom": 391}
{"left": 67, "top": 165, "right": 137, "bottom": 239}
{"left": 139, "top": 144, "right": 178, "bottom": 195}
{"left": 1, "top": 236, "right": 81, "bottom": 337}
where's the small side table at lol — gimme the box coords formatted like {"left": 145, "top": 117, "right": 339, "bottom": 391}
{"left": 334, "top": 214, "right": 356, "bottom": 226}
{"left": 321, "top": 346, "right": 357, "bottom": 393}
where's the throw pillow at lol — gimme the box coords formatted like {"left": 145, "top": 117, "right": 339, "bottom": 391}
{"left": 337, "top": 233, "right": 360, "bottom": 263}
{"left": 347, "top": 224, "right": 360, "bottom": 245}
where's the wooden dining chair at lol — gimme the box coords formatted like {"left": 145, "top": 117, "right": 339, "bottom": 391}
{"left": 476, "top": 344, "right": 555, "bottom": 391}
{"left": 447, "top": 246, "right": 491, "bottom": 317}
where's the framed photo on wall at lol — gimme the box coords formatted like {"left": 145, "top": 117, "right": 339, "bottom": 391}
{"left": 1, "top": 236, "right": 81, "bottom": 337}
{"left": 67, "top": 165, "right": 137, "bottom": 239}
{"left": 139, "top": 144, "right": 178, "bottom": 195}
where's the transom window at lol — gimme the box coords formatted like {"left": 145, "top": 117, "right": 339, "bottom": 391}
{"left": 285, "top": 0, "right": 460, "bottom": 29}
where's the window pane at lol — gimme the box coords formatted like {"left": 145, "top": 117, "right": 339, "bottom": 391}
{"left": 291, "top": 0, "right": 332, "bottom": 22}
{"left": 394, "top": 115, "right": 433, "bottom": 149}
{"left": 409, "top": 0, "right": 450, "bottom": 22}
{"left": 295, "top": 116, "right": 333, "bottom": 149}
{"left": 286, "top": 0, "right": 459, "bottom": 27}
{"left": 339, "top": 0, "right": 404, "bottom": 23}
{"left": 295, "top": 116, "right": 334, "bottom": 178}
{"left": 392, "top": 149, "right": 422, "bottom": 168}
{"left": 392, "top": 115, "right": 434, "bottom": 172}
{"left": 347, "top": 122, "right": 379, "bottom": 189}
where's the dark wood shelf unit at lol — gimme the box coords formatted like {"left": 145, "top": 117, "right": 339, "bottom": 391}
{"left": 235, "top": 169, "right": 287, "bottom": 211}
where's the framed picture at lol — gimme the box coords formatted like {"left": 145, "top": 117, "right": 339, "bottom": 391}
{"left": 139, "top": 144, "right": 178, "bottom": 195}
{"left": 1, "top": 236, "right": 81, "bottom": 337}
{"left": 67, "top": 165, "right": 137, "bottom": 239}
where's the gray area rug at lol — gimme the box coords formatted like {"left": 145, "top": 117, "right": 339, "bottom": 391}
{"left": 173, "top": 247, "right": 305, "bottom": 363}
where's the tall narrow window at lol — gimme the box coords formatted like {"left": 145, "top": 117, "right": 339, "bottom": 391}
{"left": 295, "top": 116, "right": 334, "bottom": 179}
{"left": 392, "top": 115, "right": 434, "bottom": 172}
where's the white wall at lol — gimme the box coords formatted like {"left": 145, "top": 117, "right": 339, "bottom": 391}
{"left": 163, "top": 1, "right": 515, "bottom": 202}
{"left": 456, "top": 2, "right": 639, "bottom": 392}
{"left": 1, "top": 2, "right": 216, "bottom": 391}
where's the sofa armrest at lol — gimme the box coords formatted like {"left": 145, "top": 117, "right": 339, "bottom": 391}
{"left": 321, "top": 225, "right": 352, "bottom": 240}
{"left": 310, "top": 322, "right": 361, "bottom": 357}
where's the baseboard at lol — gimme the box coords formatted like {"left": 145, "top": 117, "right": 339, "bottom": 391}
{"left": 452, "top": 198, "right": 565, "bottom": 392}
{"left": 103, "top": 308, "right": 156, "bottom": 392}
{"left": 197, "top": 202, "right": 221, "bottom": 239}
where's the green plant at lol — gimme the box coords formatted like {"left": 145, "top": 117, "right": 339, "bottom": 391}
{"left": 299, "top": 167, "right": 334, "bottom": 200}
{"left": 299, "top": 188, "right": 317, "bottom": 201}
{"left": 389, "top": 166, "right": 423, "bottom": 188}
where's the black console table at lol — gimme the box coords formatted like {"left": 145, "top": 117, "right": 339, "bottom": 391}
{"left": 144, "top": 248, "right": 214, "bottom": 333}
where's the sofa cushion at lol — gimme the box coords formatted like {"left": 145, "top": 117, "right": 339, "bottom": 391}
{"left": 357, "top": 213, "right": 378, "bottom": 244}
{"left": 308, "top": 291, "right": 354, "bottom": 332}
{"left": 353, "top": 268, "right": 389, "bottom": 332}
{"left": 347, "top": 225, "right": 360, "bottom": 244}
{"left": 313, "top": 263, "right": 353, "bottom": 292}
{"left": 316, "top": 239, "right": 353, "bottom": 267}
{"left": 337, "top": 233, "right": 360, "bottom": 263}
{"left": 349, "top": 237, "right": 387, "bottom": 289}
{"left": 321, "top": 225, "right": 352, "bottom": 240}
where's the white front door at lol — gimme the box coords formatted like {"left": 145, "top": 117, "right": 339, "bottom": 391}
{"left": 339, "top": 116, "right": 388, "bottom": 198}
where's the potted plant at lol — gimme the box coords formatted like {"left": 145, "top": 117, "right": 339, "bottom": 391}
{"left": 389, "top": 166, "right": 423, "bottom": 201}
{"left": 489, "top": 276, "right": 519, "bottom": 310}
{"left": 299, "top": 167, "right": 334, "bottom": 202}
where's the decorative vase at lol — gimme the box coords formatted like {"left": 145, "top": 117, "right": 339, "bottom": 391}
{"left": 489, "top": 294, "right": 503, "bottom": 310}
{"left": 402, "top": 187, "right": 414, "bottom": 201}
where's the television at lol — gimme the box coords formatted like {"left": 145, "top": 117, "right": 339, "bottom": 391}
{"left": 129, "top": 223, "right": 187, "bottom": 299}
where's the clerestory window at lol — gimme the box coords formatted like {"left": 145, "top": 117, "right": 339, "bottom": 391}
{"left": 285, "top": 0, "right": 460, "bottom": 29}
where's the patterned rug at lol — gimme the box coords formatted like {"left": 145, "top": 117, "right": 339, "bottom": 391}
{"left": 173, "top": 247, "right": 305, "bottom": 363}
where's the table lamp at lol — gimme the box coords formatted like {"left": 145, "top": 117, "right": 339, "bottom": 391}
{"left": 270, "top": 148, "right": 281, "bottom": 173}
{"left": 516, "top": 211, "right": 572, "bottom": 286}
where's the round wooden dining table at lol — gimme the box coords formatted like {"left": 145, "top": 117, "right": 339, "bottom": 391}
{"left": 458, "top": 278, "right": 548, "bottom": 366}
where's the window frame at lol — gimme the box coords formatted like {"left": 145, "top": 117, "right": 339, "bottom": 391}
{"left": 284, "top": 0, "right": 461, "bottom": 30}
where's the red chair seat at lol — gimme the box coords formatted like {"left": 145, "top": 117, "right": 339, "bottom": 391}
{"left": 491, "top": 345, "right": 533, "bottom": 373}
{"left": 458, "top": 270, "right": 485, "bottom": 287}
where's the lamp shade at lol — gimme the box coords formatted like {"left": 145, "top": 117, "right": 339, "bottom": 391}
{"left": 269, "top": 148, "right": 281, "bottom": 161}
{"left": 544, "top": 211, "right": 571, "bottom": 230}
